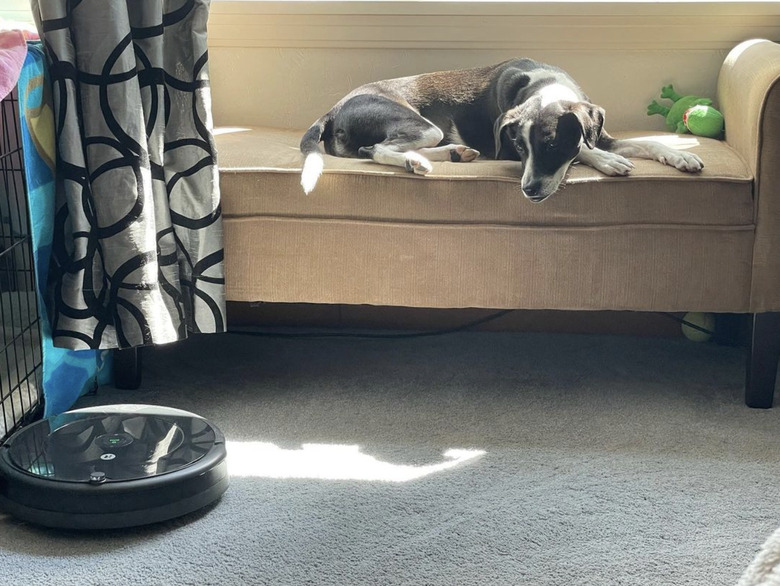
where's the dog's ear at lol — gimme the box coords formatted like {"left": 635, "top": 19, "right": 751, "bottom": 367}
{"left": 564, "top": 103, "right": 605, "bottom": 149}
{"left": 493, "top": 109, "right": 521, "bottom": 159}
{"left": 493, "top": 115, "right": 509, "bottom": 159}
{"left": 496, "top": 70, "right": 531, "bottom": 112}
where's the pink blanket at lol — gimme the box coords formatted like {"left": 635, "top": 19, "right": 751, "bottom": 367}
{"left": 0, "top": 20, "right": 40, "bottom": 101}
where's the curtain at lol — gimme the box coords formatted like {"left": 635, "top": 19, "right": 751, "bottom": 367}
{"left": 29, "top": 0, "right": 225, "bottom": 350}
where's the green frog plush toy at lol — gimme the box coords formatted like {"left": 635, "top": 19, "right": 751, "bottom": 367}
{"left": 647, "top": 85, "right": 724, "bottom": 138}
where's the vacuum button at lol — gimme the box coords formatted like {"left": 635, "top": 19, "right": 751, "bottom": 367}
{"left": 89, "top": 471, "right": 107, "bottom": 484}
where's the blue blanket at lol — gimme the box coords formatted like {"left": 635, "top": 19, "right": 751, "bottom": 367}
{"left": 17, "top": 42, "right": 112, "bottom": 416}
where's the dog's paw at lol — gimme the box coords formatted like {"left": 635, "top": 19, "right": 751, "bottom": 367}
{"left": 404, "top": 152, "right": 433, "bottom": 175}
{"left": 663, "top": 150, "right": 704, "bottom": 173}
{"left": 600, "top": 153, "right": 634, "bottom": 176}
{"left": 450, "top": 146, "right": 480, "bottom": 163}
{"left": 584, "top": 151, "right": 634, "bottom": 176}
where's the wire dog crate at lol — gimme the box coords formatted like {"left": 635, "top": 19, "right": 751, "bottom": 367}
{"left": 0, "top": 88, "right": 44, "bottom": 444}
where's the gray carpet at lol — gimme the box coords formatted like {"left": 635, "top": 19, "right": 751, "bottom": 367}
{"left": 1, "top": 330, "right": 779, "bottom": 585}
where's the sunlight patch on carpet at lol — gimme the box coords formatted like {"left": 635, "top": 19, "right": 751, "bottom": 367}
{"left": 226, "top": 441, "right": 486, "bottom": 482}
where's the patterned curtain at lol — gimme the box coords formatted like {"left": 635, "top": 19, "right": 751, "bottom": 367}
{"left": 29, "top": 0, "right": 225, "bottom": 350}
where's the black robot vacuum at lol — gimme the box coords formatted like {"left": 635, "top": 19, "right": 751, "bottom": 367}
{"left": 0, "top": 404, "right": 228, "bottom": 530}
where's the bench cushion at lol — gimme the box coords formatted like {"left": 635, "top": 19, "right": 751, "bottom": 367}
{"left": 216, "top": 127, "right": 753, "bottom": 227}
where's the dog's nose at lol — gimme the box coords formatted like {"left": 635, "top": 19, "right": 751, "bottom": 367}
{"left": 522, "top": 182, "right": 545, "bottom": 201}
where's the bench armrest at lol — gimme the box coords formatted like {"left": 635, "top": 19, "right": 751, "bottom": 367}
{"left": 718, "top": 39, "right": 780, "bottom": 312}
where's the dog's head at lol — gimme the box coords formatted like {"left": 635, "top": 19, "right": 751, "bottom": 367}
{"left": 494, "top": 100, "right": 605, "bottom": 203}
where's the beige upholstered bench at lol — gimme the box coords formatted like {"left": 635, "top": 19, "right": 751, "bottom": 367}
{"left": 214, "top": 39, "right": 780, "bottom": 408}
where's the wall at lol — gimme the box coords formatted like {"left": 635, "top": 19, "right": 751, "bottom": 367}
{"left": 7, "top": 1, "right": 780, "bottom": 132}
{"left": 0, "top": 0, "right": 31, "bottom": 22}
{"left": 208, "top": 1, "right": 780, "bottom": 131}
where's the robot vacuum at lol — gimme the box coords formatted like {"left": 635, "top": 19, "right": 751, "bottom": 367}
{"left": 0, "top": 404, "right": 228, "bottom": 530}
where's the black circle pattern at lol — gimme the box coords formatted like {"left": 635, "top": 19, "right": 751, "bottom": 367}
{"left": 31, "top": 0, "right": 225, "bottom": 349}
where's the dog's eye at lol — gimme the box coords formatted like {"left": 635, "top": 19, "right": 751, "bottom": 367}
{"left": 547, "top": 141, "right": 557, "bottom": 151}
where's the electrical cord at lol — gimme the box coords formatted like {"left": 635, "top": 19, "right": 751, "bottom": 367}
{"left": 657, "top": 312, "right": 715, "bottom": 337}
{"left": 227, "top": 309, "right": 741, "bottom": 345}
{"left": 227, "top": 309, "right": 515, "bottom": 340}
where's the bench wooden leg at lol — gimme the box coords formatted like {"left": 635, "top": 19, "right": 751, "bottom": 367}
{"left": 745, "top": 312, "right": 780, "bottom": 408}
{"left": 113, "top": 347, "right": 143, "bottom": 390}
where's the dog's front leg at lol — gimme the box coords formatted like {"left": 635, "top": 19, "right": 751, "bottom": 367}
{"left": 607, "top": 139, "right": 704, "bottom": 173}
{"left": 575, "top": 147, "right": 635, "bottom": 176}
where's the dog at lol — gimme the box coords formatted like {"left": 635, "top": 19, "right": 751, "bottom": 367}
{"left": 300, "top": 59, "right": 704, "bottom": 202}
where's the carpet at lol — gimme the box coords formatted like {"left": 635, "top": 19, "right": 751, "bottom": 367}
{"left": 0, "top": 330, "right": 779, "bottom": 585}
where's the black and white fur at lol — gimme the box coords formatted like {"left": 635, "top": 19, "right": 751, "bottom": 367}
{"left": 300, "top": 59, "right": 703, "bottom": 202}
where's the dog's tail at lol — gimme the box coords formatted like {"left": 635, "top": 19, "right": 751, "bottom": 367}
{"left": 300, "top": 116, "right": 330, "bottom": 195}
